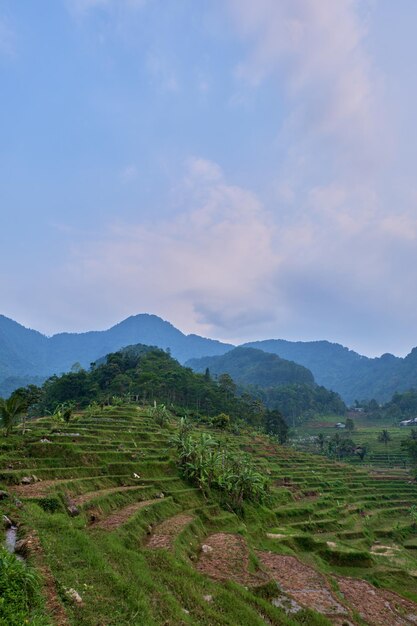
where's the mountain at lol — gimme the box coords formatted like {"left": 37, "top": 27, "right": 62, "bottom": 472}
{"left": 242, "top": 339, "right": 416, "bottom": 404}
{"left": 2, "top": 312, "right": 417, "bottom": 404}
{"left": 33, "top": 344, "right": 268, "bottom": 426}
{"left": 0, "top": 314, "right": 232, "bottom": 397}
{"left": 186, "top": 346, "right": 314, "bottom": 387}
{"left": 186, "top": 346, "right": 346, "bottom": 419}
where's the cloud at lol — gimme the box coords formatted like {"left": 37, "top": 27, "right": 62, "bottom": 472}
{"left": 52, "top": 158, "right": 281, "bottom": 340}
{"left": 227, "top": 0, "right": 377, "bottom": 148}
{"left": 209, "top": 0, "right": 417, "bottom": 354}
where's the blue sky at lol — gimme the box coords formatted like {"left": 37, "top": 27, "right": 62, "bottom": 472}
{"left": 2, "top": 0, "right": 417, "bottom": 357}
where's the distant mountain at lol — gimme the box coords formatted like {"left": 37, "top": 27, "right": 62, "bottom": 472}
{"left": 0, "top": 314, "right": 232, "bottom": 396}
{"left": 186, "top": 346, "right": 314, "bottom": 387}
{"left": 2, "top": 312, "right": 417, "bottom": 404}
{"left": 242, "top": 340, "right": 417, "bottom": 404}
{"left": 186, "top": 347, "right": 346, "bottom": 419}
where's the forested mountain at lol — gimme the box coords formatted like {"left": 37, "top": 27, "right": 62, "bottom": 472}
{"left": 30, "top": 344, "right": 282, "bottom": 431}
{"left": 186, "top": 347, "right": 314, "bottom": 387}
{"left": 186, "top": 347, "right": 346, "bottom": 420}
{"left": 0, "top": 314, "right": 232, "bottom": 396}
{"left": 243, "top": 340, "right": 417, "bottom": 404}
{"left": 2, "top": 313, "right": 417, "bottom": 404}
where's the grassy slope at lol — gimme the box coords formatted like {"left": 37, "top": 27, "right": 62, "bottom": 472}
{"left": 1, "top": 406, "right": 417, "bottom": 625}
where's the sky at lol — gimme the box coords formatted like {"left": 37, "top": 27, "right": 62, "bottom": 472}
{"left": 1, "top": 0, "right": 417, "bottom": 357}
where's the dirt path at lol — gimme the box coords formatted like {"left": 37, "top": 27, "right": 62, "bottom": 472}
{"left": 196, "top": 533, "right": 268, "bottom": 587}
{"left": 92, "top": 499, "right": 158, "bottom": 530}
{"left": 257, "top": 551, "right": 350, "bottom": 622}
{"left": 12, "top": 481, "right": 146, "bottom": 504}
{"left": 25, "top": 530, "right": 70, "bottom": 626}
{"left": 11, "top": 480, "right": 63, "bottom": 499}
{"left": 146, "top": 514, "right": 194, "bottom": 549}
{"left": 71, "top": 485, "right": 146, "bottom": 506}
{"left": 337, "top": 576, "right": 417, "bottom": 626}
{"left": 257, "top": 552, "right": 417, "bottom": 625}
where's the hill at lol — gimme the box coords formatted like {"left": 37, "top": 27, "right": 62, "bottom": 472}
{"left": 0, "top": 314, "right": 232, "bottom": 397}
{"left": 3, "top": 312, "right": 417, "bottom": 404}
{"left": 31, "top": 345, "right": 265, "bottom": 424}
{"left": 1, "top": 404, "right": 417, "bottom": 624}
{"left": 187, "top": 347, "right": 345, "bottom": 420}
{"left": 243, "top": 339, "right": 417, "bottom": 404}
{"left": 186, "top": 346, "right": 314, "bottom": 388}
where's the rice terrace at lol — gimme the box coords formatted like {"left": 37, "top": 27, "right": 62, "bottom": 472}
{"left": 1, "top": 342, "right": 417, "bottom": 625}
{"left": 3, "top": 1, "right": 417, "bottom": 625}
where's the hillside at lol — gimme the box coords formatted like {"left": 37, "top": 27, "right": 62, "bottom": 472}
{"left": 186, "top": 347, "right": 314, "bottom": 387}
{"left": 1, "top": 406, "right": 417, "bottom": 625}
{"left": 30, "top": 345, "right": 280, "bottom": 431}
{"left": 3, "top": 312, "right": 417, "bottom": 404}
{"left": 0, "top": 314, "right": 232, "bottom": 397}
{"left": 187, "top": 347, "right": 345, "bottom": 420}
{"left": 243, "top": 339, "right": 417, "bottom": 404}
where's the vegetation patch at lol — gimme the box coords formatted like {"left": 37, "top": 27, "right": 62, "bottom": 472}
{"left": 0, "top": 547, "right": 50, "bottom": 626}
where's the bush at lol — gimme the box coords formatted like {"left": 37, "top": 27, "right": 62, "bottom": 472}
{"left": 0, "top": 548, "right": 48, "bottom": 625}
{"left": 211, "top": 413, "right": 230, "bottom": 429}
{"left": 37, "top": 497, "right": 62, "bottom": 513}
{"left": 172, "top": 430, "right": 269, "bottom": 510}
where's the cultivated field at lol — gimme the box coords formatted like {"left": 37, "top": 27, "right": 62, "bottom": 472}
{"left": 1, "top": 406, "right": 417, "bottom": 625}
{"left": 291, "top": 414, "right": 412, "bottom": 468}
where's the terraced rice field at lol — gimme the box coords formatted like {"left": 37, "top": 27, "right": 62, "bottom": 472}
{"left": 2, "top": 405, "right": 417, "bottom": 625}
{"left": 291, "top": 415, "right": 413, "bottom": 468}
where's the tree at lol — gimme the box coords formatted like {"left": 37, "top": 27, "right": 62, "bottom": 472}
{"left": 265, "top": 409, "right": 288, "bottom": 444}
{"left": 0, "top": 396, "right": 27, "bottom": 436}
{"left": 211, "top": 413, "right": 230, "bottom": 429}
{"left": 218, "top": 373, "right": 237, "bottom": 398}
{"left": 317, "top": 433, "right": 325, "bottom": 452}
{"left": 338, "top": 438, "right": 356, "bottom": 459}
{"left": 63, "top": 407, "right": 73, "bottom": 423}
{"left": 378, "top": 429, "right": 391, "bottom": 463}
{"left": 355, "top": 443, "right": 370, "bottom": 462}
{"left": 401, "top": 437, "right": 417, "bottom": 473}
{"left": 378, "top": 429, "right": 391, "bottom": 446}
{"left": 345, "top": 418, "right": 355, "bottom": 432}
{"left": 10, "top": 385, "right": 42, "bottom": 411}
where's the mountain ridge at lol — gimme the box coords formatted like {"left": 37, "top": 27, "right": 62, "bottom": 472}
{"left": 1, "top": 313, "right": 417, "bottom": 403}
{"left": 0, "top": 313, "right": 233, "bottom": 396}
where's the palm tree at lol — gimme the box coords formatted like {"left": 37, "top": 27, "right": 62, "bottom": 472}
{"left": 317, "top": 433, "right": 325, "bottom": 453}
{"left": 378, "top": 429, "right": 391, "bottom": 464}
{"left": 0, "top": 396, "right": 27, "bottom": 436}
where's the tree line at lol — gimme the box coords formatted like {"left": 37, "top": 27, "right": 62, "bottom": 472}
{"left": 3, "top": 345, "right": 288, "bottom": 440}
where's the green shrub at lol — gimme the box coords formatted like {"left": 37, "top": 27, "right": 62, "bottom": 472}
{"left": 211, "top": 412, "right": 231, "bottom": 429}
{"left": 37, "top": 497, "right": 62, "bottom": 513}
{"left": 172, "top": 430, "right": 269, "bottom": 510}
{"left": 0, "top": 548, "right": 49, "bottom": 625}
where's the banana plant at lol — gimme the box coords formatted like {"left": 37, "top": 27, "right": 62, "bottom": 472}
{"left": 0, "top": 396, "right": 27, "bottom": 436}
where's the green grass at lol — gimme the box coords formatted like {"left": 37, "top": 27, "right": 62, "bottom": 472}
{"left": 1, "top": 407, "right": 417, "bottom": 624}
{"left": 0, "top": 547, "right": 51, "bottom": 626}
